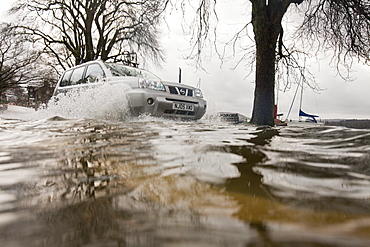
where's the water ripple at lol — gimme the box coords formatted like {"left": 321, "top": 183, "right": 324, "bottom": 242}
{"left": 0, "top": 116, "right": 369, "bottom": 246}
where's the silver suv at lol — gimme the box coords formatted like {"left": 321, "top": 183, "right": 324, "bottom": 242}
{"left": 53, "top": 60, "right": 207, "bottom": 120}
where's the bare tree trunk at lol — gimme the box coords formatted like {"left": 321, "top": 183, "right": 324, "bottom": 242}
{"left": 251, "top": 35, "right": 277, "bottom": 126}
{"left": 250, "top": 1, "right": 282, "bottom": 126}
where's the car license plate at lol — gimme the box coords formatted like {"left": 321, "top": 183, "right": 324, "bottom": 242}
{"left": 172, "top": 103, "right": 194, "bottom": 111}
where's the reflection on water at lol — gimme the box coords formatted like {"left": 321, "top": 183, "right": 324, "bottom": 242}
{"left": 0, "top": 115, "right": 369, "bottom": 246}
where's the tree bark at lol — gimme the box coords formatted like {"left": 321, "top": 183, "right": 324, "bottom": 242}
{"left": 250, "top": 1, "right": 285, "bottom": 126}
{"left": 251, "top": 35, "right": 277, "bottom": 126}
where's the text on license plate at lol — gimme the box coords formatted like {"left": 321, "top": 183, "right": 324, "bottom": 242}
{"left": 172, "top": 103, "right": 194, "bottom": 111}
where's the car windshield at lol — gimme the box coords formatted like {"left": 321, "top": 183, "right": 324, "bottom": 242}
{"left": 104, "top": 63, "right": 160, "bottom": 80}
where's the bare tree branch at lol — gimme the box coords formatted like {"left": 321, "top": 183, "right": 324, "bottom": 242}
{"left": 0, "top": 23, "right": 43, "bottom": 90}
{"left": 10, "top": 0, "right": 169, "bottom": 67}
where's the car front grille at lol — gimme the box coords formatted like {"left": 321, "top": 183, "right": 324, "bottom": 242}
{"left": 168, "top": 86, "right": 193, "bottom": 97}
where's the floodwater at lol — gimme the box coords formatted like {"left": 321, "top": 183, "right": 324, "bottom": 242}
{"left": 0, "top": 104, "right": 370, "bottom": 246}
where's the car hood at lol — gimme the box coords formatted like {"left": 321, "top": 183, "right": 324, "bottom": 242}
{"left": 162, "top": 81, "right": 198, "bottom": 89}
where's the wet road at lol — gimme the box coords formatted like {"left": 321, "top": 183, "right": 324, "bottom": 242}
{"left": 0, "top": 106, "right": 370, "bottom": 246}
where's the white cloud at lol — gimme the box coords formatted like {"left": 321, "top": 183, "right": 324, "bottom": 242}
{"left": 0, "top": 0, "right": 12, "bottom": 19}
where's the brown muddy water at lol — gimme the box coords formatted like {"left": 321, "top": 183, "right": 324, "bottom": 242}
{"left": 0, "top": 107, "right": 370, "bottom": 246}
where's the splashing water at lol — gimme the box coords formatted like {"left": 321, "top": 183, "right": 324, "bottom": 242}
{"left": 45, "top": 83, "right": 131, "bottom": 120}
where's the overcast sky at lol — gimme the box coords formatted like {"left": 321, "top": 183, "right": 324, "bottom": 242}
{"left": 1, "top": 0, "right": 370, "bottom": 120}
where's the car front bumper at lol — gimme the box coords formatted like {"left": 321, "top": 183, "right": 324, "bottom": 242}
{"left": 127, "top": 89, "right": 207, "bottom": 120}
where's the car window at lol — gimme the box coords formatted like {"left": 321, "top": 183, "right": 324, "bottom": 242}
{"left": 59, "top": 70, "right": 73, "bottom": 87}
{"left": 70, "top": 66, "right": 85, "bottom": 85}
{"left": 85, "top": 64, "right": 105, "bottom": 83}
{"left": 104, "top": 63, "right": 160, "bottom": 80}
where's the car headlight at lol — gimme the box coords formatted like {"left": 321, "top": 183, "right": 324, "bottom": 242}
{"left": 194, "top": 88, "right": 203, "bottom": 98}
{"left": 139, "top": 79, "right": 166, "bottom": 91}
